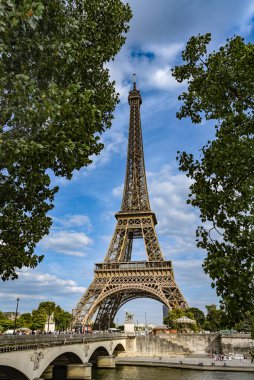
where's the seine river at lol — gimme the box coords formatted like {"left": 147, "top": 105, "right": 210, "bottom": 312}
{"left": 92, "top": 366, "right": 254, "bottom": 380}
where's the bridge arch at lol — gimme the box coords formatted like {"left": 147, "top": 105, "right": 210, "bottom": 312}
{"left": 38, "top": 348, "right": 84, "bottom": 377}
{"left": 0, "top": 365, "right": 29, "bottom": 380}
{"left": 89, "top": 345, "right": 110, "bottom": 362}
{"left": 112, "top": 343, "right": 126, "bottom": 357}
{"left": 45, "top": 351, "right": 83, "bottom": 368}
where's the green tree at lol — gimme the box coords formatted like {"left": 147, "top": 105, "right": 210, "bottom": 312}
{"left": 31, "top": 301, "right": 72, "bottom": 331}
{"left": 31, "top": 309, "right": 47, "bottom": 331}
{"left": 234, "top": 311, "right": 254, "bottom": 333}
{"left": 16, "top": 313, "right": 32, "bottom": 328}
{"left": 54, "top": 305, "right": 71, "bottom": 331}
{"left": 0, "top": 312, "right": 14, "bottom": 331}
{"left": 172, "top": 34, "right": 254, "bottom": 321}
{"left": 204, "top": 304, "right": 228, "bottom": 332}
{"left": 186, "top": 307, "right": 205, "bottom": 329}
{"left": 163, "top": 307, "right": 185, "bottom": 329}
{"left": 0, "top": 0, "right": 132, "bottom": 280}
{"left": 31, "top": 301, "right": 55, "bottom": 331}
{"left": 164, "top": 308, "right": 198, "bottom": 332}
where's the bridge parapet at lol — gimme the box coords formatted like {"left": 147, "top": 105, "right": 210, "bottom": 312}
{"left": 0, "top": 333, "right": 131, "bottom": 353}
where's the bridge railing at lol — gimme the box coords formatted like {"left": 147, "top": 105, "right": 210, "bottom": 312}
{"left": 0, "top": 332, "right": 131, "bottom": 346}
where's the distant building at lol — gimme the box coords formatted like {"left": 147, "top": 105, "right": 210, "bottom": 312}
{"left": 3, "top": 312, "right": 20, "bottom": 320}
{"left": 152, "top": 326, "right": 170, "bottom": 335}
{"left": 163, "top": 305, "right": 169, "bottom": 319}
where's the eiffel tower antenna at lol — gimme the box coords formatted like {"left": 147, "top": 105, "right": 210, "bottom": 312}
{"left": 132, "top": 73, "right": 136, "bottom": 89}
{"left": 74, "top": 79, "right": 188, "bottom": 330}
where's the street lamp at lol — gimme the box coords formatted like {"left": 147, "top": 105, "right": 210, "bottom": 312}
{"left": 13, "top": 298, "right": 20, "bottom": 335}
{"left": 70, "top": 309, "right": 74, "bottom": 332}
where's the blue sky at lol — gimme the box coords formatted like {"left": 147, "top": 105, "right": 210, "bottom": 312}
{"left": 1, "top": 0, "right": 254, "bottom": 326}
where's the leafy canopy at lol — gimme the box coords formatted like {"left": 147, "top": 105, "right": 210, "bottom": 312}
{"left": 203, "top": 304, "right": 228, "bottom": 332}
{"left": 172, "top": 34, "right": 254, "bottom": 321}
{"left": 0, "top": 0, "right": 132, "bottom": 280}
{"left": 163, "top": 307, "right": 198, "bottom": 332}
{"left": 27, "top": 301, "right": 71, "bottom": 331}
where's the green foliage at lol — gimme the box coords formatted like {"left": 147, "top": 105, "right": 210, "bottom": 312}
{"left": 204, "top": 304, "right": 228, "bottom": 332}
{"left": 54, "top": 305, "right": 71, "bottom": 331}
{"left": 172, "top": 34, "right": 254, "bottom": 321}
{"left": 163, "top": 305, "right": 237, "bottom": 332}
{"left": 16, "top": 312, "right": 32, "bottom": 328}
{"left": 0, "top": 0, "right": 132, "bottom": 280}
{"left": 187, "top": 307, "right": 205, "bottom": 327}
{"left": 30, "top": 309, "right": 46, "bottom": 331}
{"left": 163, "top": 307, "right": 197, "bottom": 331}
{"left": 31, "top": 301, "right": 71, "bottom": 331}
{"left": 163, "top": 307, "right": 185, "bottom": 327}
{"left": 234, "top": 310, "right": 254, "bottom": 335}
{"left": 0, "top": 312, "right": 14, "bottom": 331}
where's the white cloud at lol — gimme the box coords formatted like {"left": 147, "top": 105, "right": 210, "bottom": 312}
{"left": 110, "top": 0, "right": 254, "bottom": 101}
{"left": 112, "top": 184, "right": 123, "bottom": 197}
{"left": 0, "top": 270, "right": 86, "bottom": 313}
{"left": 125, "top": 0, "right": 254, "bottom": 46}
{"left": 40, "top": 231, "right": 92, "bottom": 257}
{"left": 53, "top": 214, "right": 92, "bottom": 229}
{"left": 0, "top": 292, "right": 46, "bottom": 301}
{"left": 149, "top": 164, "right": 198, "bottom": 239}
{"left": 107, "top": 44, "right": 183, "bottom": 100}
{"left": 148, "top": 43, "right": 184, "bottom": 61}
{"left": 151, "top": 67, "right": 179, "bottom": 90}
{"left": 64, "top": 215, "right": 91, "bottom": 227}
{"left": 90, "top": 131, "right": 127, "bottom": 168}
{"left": 21, "top": 271, "right": 82, "bottom": 288}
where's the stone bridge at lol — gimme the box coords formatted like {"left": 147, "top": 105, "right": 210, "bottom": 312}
{"left": 0, "top": 332, "right": 252, "bottom": 379}
{"left": 0, "top": 333, "right": 135, "bottom": 380}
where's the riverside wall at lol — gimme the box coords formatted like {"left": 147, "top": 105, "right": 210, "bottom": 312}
{"left": 220, "top": 334, "right": 253, "bottom": 354}
{"left": 134, "top": 333, "right": 253, "bottom": 356}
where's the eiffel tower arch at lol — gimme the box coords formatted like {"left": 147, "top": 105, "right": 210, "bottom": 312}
{"left": 74, "top": 78, "right": 188, "bottom": 330}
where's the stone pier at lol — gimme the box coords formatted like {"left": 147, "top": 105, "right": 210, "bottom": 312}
{"left": 96, "top": 355, "right": 115, "bottom": 368}
{"left": 41, "top": 365, "right": 54, "bottom": 379}
{"left": 66, "top": 363, "right": 92, "bottom": 379}
{"left": 41, "top": 363, "right": 93, "bottom": 380}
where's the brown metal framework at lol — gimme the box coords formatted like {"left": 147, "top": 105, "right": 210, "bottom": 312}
{"left": 74, "top": 81, "right": 188, "bottom": 330}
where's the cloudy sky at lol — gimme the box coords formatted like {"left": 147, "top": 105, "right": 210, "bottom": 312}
{"left": 1, "top": 0, "right": 254, "bottom": 326}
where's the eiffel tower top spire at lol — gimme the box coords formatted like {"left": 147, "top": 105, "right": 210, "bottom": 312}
{"left": 119, "top": 75, "right": 152, "bottom": 215}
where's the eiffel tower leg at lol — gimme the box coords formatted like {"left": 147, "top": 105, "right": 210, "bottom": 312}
{"left": 103, "top": 222, "right": 129, "bottom": 262}
{"left": 94, "top": 294, "right": 124, "bottom": 330}
{"left": 74, "top": 279, "right": 105, "bottom": 327}
{"left": 142, "top": 216, "right": 164, "bottom": 261}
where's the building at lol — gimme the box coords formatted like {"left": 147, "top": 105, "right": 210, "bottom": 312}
{"left": 2, "top": 312, "right": 20, "bottom": 321}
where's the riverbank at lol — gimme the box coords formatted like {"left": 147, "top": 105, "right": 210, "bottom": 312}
{"left": 116, "top": 356, "right": 254, "bottom": 372}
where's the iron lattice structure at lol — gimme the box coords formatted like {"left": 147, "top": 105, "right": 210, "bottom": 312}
{"left": 74, "top": 81, "right": 188, "bottom": 330}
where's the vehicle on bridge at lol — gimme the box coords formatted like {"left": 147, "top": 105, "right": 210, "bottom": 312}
{"left": 108, "top": 328, "right": 121, "bottom": 333}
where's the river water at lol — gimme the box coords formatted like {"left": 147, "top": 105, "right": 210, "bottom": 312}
{"left": 92, "top": 366, "right": 254, "bottom": 379}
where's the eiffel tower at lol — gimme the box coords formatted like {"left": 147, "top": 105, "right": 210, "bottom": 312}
{"left": 74, "top": 77, "right": 188, "bottom": 330}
